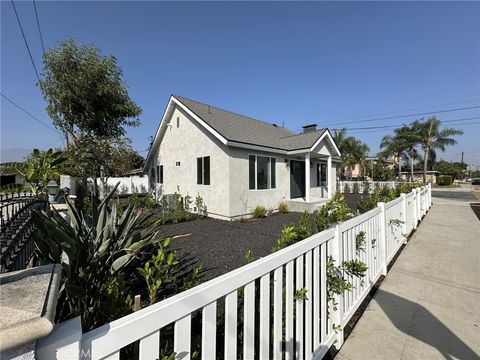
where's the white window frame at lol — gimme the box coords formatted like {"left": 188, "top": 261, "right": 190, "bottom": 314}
{"left": 197, "top": 156, "right": 210, "bottom": 186}
{"left": 249, "top": 155, "right": 276, "bottom": 191}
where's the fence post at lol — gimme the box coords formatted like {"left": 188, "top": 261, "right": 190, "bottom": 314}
{"left": 428, "top": 183, "right": 432, "bottom": 208}
{"left": 401, "top": 193, "right": 407, "bottom": 243}
{"left": 330, "top": 224, "right": 344, "bottom": 348}
{"left": 412, "top": 189, "right": 418, "bottom": 230}
{"left": 417, "top": 187, "right": 422, "bottom": 220}
{"left": 378, "top": 202, "right": 387, "bottom": 276}
{"left": 36, "top": 316, "right": 82, "bottom": 360}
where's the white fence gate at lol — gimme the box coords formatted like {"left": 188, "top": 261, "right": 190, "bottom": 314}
{"left": 37, "top": 185, "right": 432, "bottom": 360}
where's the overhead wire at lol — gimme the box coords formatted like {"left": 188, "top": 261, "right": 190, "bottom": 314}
{"left": 11, "top": 0, "right": 40, "bottom": 82}
{"left": 32, "top": 0, "right": 46, "bottom": 57}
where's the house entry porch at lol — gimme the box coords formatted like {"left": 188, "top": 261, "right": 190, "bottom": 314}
{"left": 288, "top": 152, "right": 333, "bottom": 206}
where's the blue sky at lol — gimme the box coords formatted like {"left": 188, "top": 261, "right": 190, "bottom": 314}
{"left": 1, "top": 1, "right": 479, "bottom": 165}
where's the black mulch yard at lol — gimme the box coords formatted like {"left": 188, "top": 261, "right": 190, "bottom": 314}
{"left": 156, "top": 194, "right": 363, "bottom": 284}
{"left": 156, "top": 212, "right": 303, "bottom": 282}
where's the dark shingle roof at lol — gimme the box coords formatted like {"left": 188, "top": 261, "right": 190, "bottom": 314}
{"left": 174, "top": 95, "right": 326, "bottom": 151}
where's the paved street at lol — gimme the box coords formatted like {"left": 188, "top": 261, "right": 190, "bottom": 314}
{"left": 336, "top": 185, "right": 480, "bottom": 360}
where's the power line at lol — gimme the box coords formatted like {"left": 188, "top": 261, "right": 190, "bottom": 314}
{"left": 325, "top": 105, "right": 480, "bottom": 127}
{"left": 11, "top": 0, "right": 40, "bottom": 82}
{"left": 326, "top": 98, "right": 480, "bottom": 123}
{"left": 1, "top": 93, "right": 57, "bottom": 133}
{"left": 32, "top": 0, "right": 46, "bottom": 57}
{"left": 334, "top": 116, "right": 480, "bottom": 132}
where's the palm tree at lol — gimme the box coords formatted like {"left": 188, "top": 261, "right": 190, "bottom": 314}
{"left": 379, "top": 133, "right": 408, "bottom": 181}
{"left": 395, "top": 125, "right": 420, "bottom": 182}
{"left": 334, "top": 129, "right": 370, "bottom": 179}
{"left": 412, "top": 117, "right": 463, "bottom": 183}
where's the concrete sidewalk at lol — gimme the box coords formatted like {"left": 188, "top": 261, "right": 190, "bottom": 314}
{"left": 336, "top": 188, "right": 480, "bottom": 360}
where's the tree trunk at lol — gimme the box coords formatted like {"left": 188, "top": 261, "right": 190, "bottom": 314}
{"left": 423, "top": 148, "right": 429, "bottom": 184}
{"left": 398, "top": 154, "right": 402, "bottom": 181}
{"left": 410, "top": 157, "right": 414, "bottom": 182}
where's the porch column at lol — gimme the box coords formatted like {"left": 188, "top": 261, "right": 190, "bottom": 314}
{"left": 327, "top": 155, "right": 333, "bottom": 199}
{"left": 305, "top": 152, "right": 310, "bottom": 202}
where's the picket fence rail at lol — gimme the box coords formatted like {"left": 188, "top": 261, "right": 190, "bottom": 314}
{"left": 36, "top": 184, "right": 432, "bottom": 360}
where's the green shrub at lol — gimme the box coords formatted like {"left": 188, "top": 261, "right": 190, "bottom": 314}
{"left": 343, "top": 183, "right": 350, "bottom": 193}
{"left": 195, "top": 194, "right": 205, "bottom": 217}
{"left": 252, "top": 205, "right": 267, "bottom": 218}
{"left": 273, "top": 193, "right": 354, "bottom": 252}
{"left": 363, "top": 182, "right": 370, "bottom": 195}
{"left": 278, "top": 201, "right": 288, "bottom": 213}
{"left": 438, "top": 175, "right": 453, "bottom": 186}
{"left": 137, "top": 238, "right": 178, "bottom": 305}
{"left": 31, "top": 183, "right": 159, "bottom": 330}
{"left": 129, "top": 192, "right": 157, "bottom": 210}
{"left": 352, "top": 182, "right": 360, "bottom": 194}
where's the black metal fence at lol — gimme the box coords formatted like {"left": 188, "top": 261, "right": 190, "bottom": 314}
{"left": 0, "top": 192, "right": 47, "bottom": 272}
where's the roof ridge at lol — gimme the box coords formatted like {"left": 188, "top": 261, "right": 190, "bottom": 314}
{"left": 172, "top": 94, "right": 294, "bottom": 133}
{"left": 279, "top": 128, "right": 326, "bottom": 139}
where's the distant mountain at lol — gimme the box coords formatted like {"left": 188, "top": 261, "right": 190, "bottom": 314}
{"left": 0, "top": 148, "right": 32, "bottom": 163}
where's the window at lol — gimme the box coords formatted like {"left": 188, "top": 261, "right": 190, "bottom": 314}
{"left": 317, "top": 163, "right": 328, "bottom": 186}
{"left": 249, "top": 155, "right": 276, "bottom": 190}
{"left": 156, "top": 165, "right": 163, "bottom": 184}
{"left": 176, "top": 161, "right": 181, "bottom": 167}
{"left": 197, "top": 156, "right": 210, "bottom": 185}
{"left": 316, "top": 164, "right": 320, "bottom": 187}
{"left": 176, "top": 117, "right": 180, "bottom": 128}
{"left": 249, "top": 156, "right": 256, "bottom": 190}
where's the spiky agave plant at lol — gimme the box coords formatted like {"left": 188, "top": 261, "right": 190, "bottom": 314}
{"left": 31, "top": 183, "right": 160, "bottom": 330}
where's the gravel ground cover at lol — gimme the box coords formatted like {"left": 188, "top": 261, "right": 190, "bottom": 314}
{"left": 342, "top": 193, "right": 363, "bottom": 210}
{"left": 154, "top": 195, "right": 365, "bottom": 283}
{"left": 156, "top": 212, "right": 302, "bottom": 282}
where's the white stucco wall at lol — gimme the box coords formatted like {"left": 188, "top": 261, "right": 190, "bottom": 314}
{"left": 152, "top": 106, "right": 230, "bottom": 218}
{"left": 227, "top": 148, "right": 291, "bottom": 217}
{"left": 150, "top": 110, "right": 339, "bottom": 218}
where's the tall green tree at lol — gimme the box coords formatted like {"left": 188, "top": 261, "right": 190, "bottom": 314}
{"left": 334, "top": 129, "right": 370, "bottom": 179}
{"left": 38, "top": 37, "right": 141, "bottom": 145}
{"left": 412, "top": 117, "right": 463, "bottom": 183}
{"left": 38, "top": 38, "right": 142, "bottom": 204}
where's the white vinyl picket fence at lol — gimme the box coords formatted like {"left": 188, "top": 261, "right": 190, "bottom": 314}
{"left": 36, "top": 185, "right": 432, "bottom": 360}
{"left": 339, "top": 181, "right": 398, "bottom": 194}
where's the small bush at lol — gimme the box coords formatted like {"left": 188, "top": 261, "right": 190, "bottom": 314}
{"left": 352, "top": 182, "right": 360, "bottom": 194}
{"left": 343, "top": 183, "right": 350, "bottom": 193}
{"left": 362, "top": 182, "right": 370, "bottom": 195}
{"left": 252, "top": 205, "right": 267, "bottom": 219}
{"left": 129, "top": 193, "right": 157, "bottom": 210}
{"left": 438, "top": 175, "right": 453, "bottom": 186}
{"left": 278, "top": 201, "right": 288, "bottom": 213}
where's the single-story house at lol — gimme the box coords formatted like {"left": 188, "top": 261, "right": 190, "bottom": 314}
{"left": 144, "top": 95, "right": 341, "bottom": 219}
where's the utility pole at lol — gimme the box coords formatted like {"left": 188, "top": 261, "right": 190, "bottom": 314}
{"left": 461, "top": 152, "right": 464, "bottom": 164}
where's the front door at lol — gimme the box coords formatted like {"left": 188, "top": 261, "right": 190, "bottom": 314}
{"left": 290, "top": 160, "right": 305, "bottom": 198}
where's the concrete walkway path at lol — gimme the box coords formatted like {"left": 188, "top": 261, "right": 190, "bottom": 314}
{"left": 336, "top": 186, "right": 480, "bottom": 360}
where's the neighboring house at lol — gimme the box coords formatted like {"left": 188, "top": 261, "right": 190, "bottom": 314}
{"left": 0, "top": 173, "right": 24, "bottom": 188}
{"left": 344, "top": 163, "right": 362, "bottom": 179}
{"left": 144, "top": 95, "right": 341, "bottom": 219}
